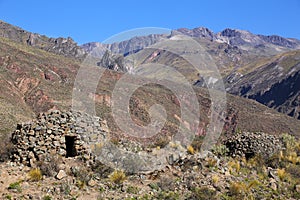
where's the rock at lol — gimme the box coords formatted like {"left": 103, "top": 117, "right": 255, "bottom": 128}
{"left": 269, "top": 178, "right": 277, "bottom": 191}
{"left": 56, "top": 170, "right": 67, "bottom": 180}
{"left": 88, "top": 179, "right": 97, "bottom": 187}
{"left": 296, "top": 185, "right": 300, "bottom": 193}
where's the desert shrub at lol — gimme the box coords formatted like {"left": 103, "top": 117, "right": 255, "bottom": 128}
{"left": 266, "top": 152, "right": 285, "bottom": 168}
{"left": 206, "top": 157, "right": 218, "bottom": 168}
{"left": 28, "top": 168, "right": 42, "bottom": 181}
{"left": 228, "top": 159, "right": 240, "bottom": 174}
{"left": 91, "top": 160, "right": 114, "bottom": 178}
{"left": 277, "top": 168, "right": 288, "bottom": 181}
{"left": 0, "top": 134, "right": 15, "bottom": 162}
{"left": 126, "top": 185, "right": 139, "bottom": 194}
{"left": 211, "top": 174, "right": 220, "bottom": 184}
{"left": 156, "top": 191, "right": 180, "bottom": 200}
{"left": 212, "top": 144, "right": 229, "bottom": 157}
{"left": 43, "top": 195, "right": 52, "bottom": 200}
{"left": 282, "top": 133, "right": 296, "bottom": 150}
{"left": 229, "top": 181, "right": 247, "bottom": 197}
{"left": 287, "top": 165, "right": 300, "bottom": 183}
{"left": 189, "top": 186, "right": 217, "bottom": 200}
{"left": 8, "top": 181, "right": 22, "bottom": 193}
{"left": 60, "top": 181, "right": 71, "bottom": 195}
{"left": 108, "top": 169, "right": 126, "bottom": 184}
{"left": 187, "top": 145, "right": 195, "bottom": 155}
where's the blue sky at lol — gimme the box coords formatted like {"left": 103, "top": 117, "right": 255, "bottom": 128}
{"left": 0, "top": 0, "right": 299, "bottom": 44}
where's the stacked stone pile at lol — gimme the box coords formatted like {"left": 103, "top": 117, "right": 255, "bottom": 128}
{"left": 224, "top": 132, "right": 283, "bottom": 158}
{"left": 11, "top": 110, "right": 108, "bottom": 166}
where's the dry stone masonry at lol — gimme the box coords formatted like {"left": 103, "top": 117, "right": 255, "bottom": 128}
{"left": 11, "top": 110, "right": 108, "bottom": 166}
{"left": 224, "top": 132, "right": 284, "bottom": 159}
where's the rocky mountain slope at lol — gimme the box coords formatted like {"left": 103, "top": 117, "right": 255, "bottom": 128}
{"left": 1, "top": 33, "right": 300, "bottom": 138}
{"left": 0, "top": 20, "right": 86, "bottom": 59}
{"left": 227, "top": 50, "right": 300, "bottom": 120}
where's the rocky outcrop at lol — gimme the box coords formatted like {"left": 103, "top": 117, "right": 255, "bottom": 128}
{"left": 0, "top": 20, "right": 86, "bottom": 59}
{"left": 97, "top": 50, "right": 128, "bottom": 72}
{"left": 172, "top": 27, "right": 215, "bottom": 40}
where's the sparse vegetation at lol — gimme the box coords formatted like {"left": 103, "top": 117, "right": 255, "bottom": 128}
{"left": 8, "top": 181, "right": 22, "bottom": 193}
{"left": 187, "top": 145, "right": 195, "bottom": 154}
{"left": 108, "top": 169, "right": 126, "bottom": 185}
{"left": 43, "top": 195, "right": 52, "bottom": 200}
{"left": 28, "top": 168, "right": 43, "bottom": 181}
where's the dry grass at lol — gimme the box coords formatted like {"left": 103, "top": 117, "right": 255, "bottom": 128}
{"left": 28, "top": 168, "right": 42, "bottom": 181}
{"left": 108, "top": 169, "right": 126, "bottom": 184}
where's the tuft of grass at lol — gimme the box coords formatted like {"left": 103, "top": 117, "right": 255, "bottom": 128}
{"left": 211, "top": 174, "right": 220, "bottom": 184}
{"left": 28, "top": 168, "right": 42, "bottom": 181}
{"left": 187, "top": 145, "right": 195, "bottom": 155}
{"left": 43, "top": 195, "right": 52, "bottom": 200}
{"left": 108, "top": 169, "right": 126, "bottom": 185}
{"left": 228, "top": 159, "right": 240, "bottom": 174}
{"left": 277, "top": 168, "right": 287, "bottom": 181}
{"left": 8, "top": 181, "right": 22, "bottom": 193}
{"left": 189, "top": 186, "right": 217, "bottom": 200}
{"left": 286, "top": 151, "right": 300, "bottom": 165}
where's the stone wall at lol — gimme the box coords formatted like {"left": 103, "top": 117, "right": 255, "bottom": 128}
{"left": 11, "top": 110, "right": 108, "bottom": 166}
{"left": 224, "top": 132, "right": 283, "bottom": 159}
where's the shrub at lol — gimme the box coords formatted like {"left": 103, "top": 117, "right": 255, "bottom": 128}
{"left": 126, "top": 185, "right": 139, "bottom": 194}
{"left": 189, "top": 186, "right": 217, "bottom": 200}
{"left": 156, "top": 191, "right": 180, "bottom": 200}
{"left": 28, "top": 168, "right": 42, "bottom": 181}
{"left": 92, "top": 160, "right": 114, "bottom": 178}
{"left": 8, "top": 181, "right": 22, "bottom": 193}
{"left": 212, "top": 144, "right": 229, "bottom": 157}
{"left": 60, "top": 181, "right": 71, "bottom": 195}
{"left": 228, "top": 159, "right": 240, "bottom": 174}
{"left": 286, "top": 151, "right": 299, "bottom": 165}
{"left": 277, "top": 168, "right": 287, "bottom": 181}
{"left": 211, "top": 174, "right": 220, "bottom": 184}
{"left": 229, "top": 181, "right": 247, "bottom": 197}
{"left": 108, "top": 169, "right": 126, "bottom": 184}
{"left": 287, "top": 165, "right": 300, "bottom": 182}
{"left": 43, "top": 195, "right": 52, "bottom": 200}
{"left": 187, "top": 145, "right": 195, "bottom": 155}
{"left": 282, "top": 133, "right": 296, "bottom": 150}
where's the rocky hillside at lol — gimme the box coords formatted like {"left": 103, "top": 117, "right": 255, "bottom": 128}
{"left": 227, "top": 50, "right": 300, "bottom": 120}
{"left": 1, "top": 115, "right": 300, "bottom": 199}
{"left": 0, "top": 20, "right": 86, "bottom": 59}
{"left": 1, "top": 34, "right": 300, "bottom": 138}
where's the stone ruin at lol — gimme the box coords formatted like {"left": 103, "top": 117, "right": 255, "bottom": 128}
{"left": 11, "top": 110, "right": 109, "bottom": 166}
{"left": 224, "top": 132, "right": 284, "bottom": 159}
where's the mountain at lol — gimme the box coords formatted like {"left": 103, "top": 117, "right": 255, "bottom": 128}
{"left": 1, "top": 32, "right": 300, "bottom": 138}
{"left": 81, "top": 26, "right": 300, "bottom": 120}
{"left": 227, "top": 50, "right": 300, "bottom": 119}
{"left": 0, "top": 20, "right": 86, "bottom": 59}
{"left": 82, "top": 27, "right": 300, "bottom": 58}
